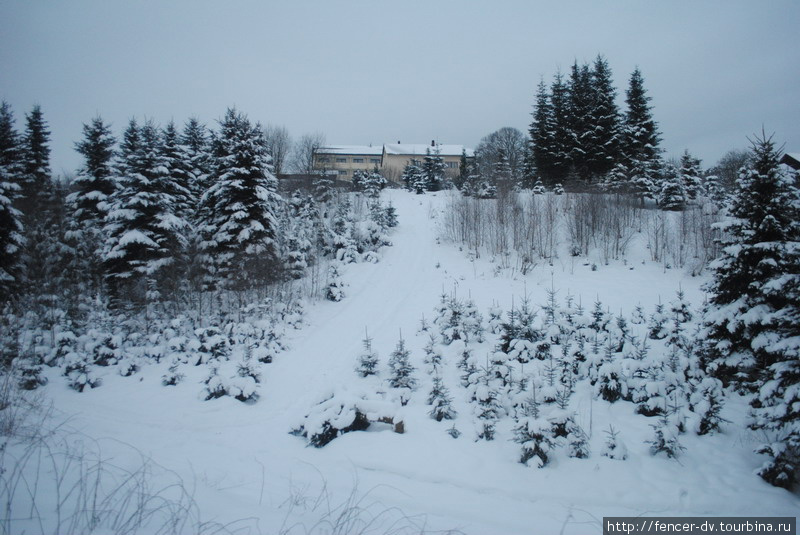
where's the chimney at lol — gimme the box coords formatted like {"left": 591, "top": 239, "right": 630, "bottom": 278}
{"left": 431, "top": 139, "right": 435, "bottom": 147}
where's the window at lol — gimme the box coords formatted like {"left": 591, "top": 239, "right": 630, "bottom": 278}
{"left": 338, "top": 169, "right": 348, "bottom": 175}
{"left": 318, "top": 156, "right": 330, "bottom": 163}
{"left": 370, "top": 158, "right": 381, "bottom": 164}
{"left": 335, "top": 157, "right": 347, "bottom": 163}
{"left": 353, "top": 158, "right": 364, "bottom": 163}
{"left": 446, "top": 161, "right": 458, "bottom": 168}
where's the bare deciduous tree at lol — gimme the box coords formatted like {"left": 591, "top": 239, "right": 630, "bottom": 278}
{"left": 290, "top": 132, "right": 326, "bottom": 174}
{"left": 261, "top": 124, "right": 291, "bottom": 175}
{"left": 475, "top": 127, "right": 527, "bottom": 181}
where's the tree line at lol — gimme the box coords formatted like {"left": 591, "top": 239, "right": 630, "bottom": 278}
{"left": 0, "top": 103, "right": 391, "bottom": 311}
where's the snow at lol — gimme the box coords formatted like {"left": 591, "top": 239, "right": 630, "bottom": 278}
{"left": 316, "top": 145, "right": 384, "bottom": 155}
{"left": 27, "top": 191, "right": 800, "bottom": 534}
{"left": 384, "top": 143, "right": 474, "bottom": 157}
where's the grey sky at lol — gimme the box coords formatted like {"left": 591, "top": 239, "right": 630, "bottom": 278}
{"left": 1, "top": 0, "right": 798, "bottom": 175}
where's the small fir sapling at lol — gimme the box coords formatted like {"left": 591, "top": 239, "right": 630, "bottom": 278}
{"left": 689, "top": 377, "right": 726, "bottom": 435}
{"left": 513, "top": 387, "right": 557, "bottom": 467}
{"left": 14, "top": 354, "right": 47, "bottom": 390}
{"left": 355, "top": 329, "right": 379, "bottom": 377}
{"left": 325, "top": 263, "right": 346, "bottom": 302}
{"left": 422, "top": 333, "right": 442, "bottom": 368}
{"left": 447, "top": 424, "right": 461, "bottom": 439}
{"left": 417, "top": 313, "right": 430, "bottom": 334}
{"left": 387, "top": 335, "right": 417, "bottom": 391}
{"left": 162, "top": 357, "right": 185, "bottom": 386}
{"left": 647, "top": 411, "right": 686, "bottom": 459}
{"left": 473, "top": 364, "right": 502, "bottom": 440}
{"left": 194, "top": 326, "right": 230, "bottom": 364}
{"left": 631, "top": 304, "right": 646, "bottom": 325}
{"left": 428, "top": 375, "right": 457, "bottom": 421}
{"left": 487, "top": 303, "right": 504, "bottom": 334}
{"left": 601, "top": 425, "right": 628, "bottom": 460}
{"left": 648, "top": 300, "right": 669, "bottom": 340}
{"left": 63, "top": 352, "right": 100, "bottom": 392}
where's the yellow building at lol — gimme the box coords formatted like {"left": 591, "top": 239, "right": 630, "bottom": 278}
{"left": 312, "top": 141, "right": 474, "bottom": 183}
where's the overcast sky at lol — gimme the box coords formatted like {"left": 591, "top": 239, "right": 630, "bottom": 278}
{"left": 1, "top": 1, "right": 798, "bottom": 175}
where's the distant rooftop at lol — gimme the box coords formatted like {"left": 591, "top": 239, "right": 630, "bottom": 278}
{"left": 315, "top": 145, "right": 384, "bottom": 156}
{"left": 383, "top": 143, "right": 474, "bottom": 158}
{"left": 315, "top": 143, "right": 474, "bottom": 158}
{"left": 780, "top": 152, "right": 800, "bottom": 170}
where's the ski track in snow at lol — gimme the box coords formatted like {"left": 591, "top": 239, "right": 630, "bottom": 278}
{"left": 40, "top": 191, "right": 800, "bottom": 535}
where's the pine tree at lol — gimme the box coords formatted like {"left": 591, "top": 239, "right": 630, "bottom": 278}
{"left": 528, "top": 78, "right": 555, "bottom": 186}
{"left": 587, "top": 55, "right": 621, "bottom": 180}
{"left": 402, "top": 159, "right": 425, "bottom": 194}
{"left": 455, "top": 149, "right": 470, "bottom": 191}
{"left": 428, "top": 375, "right": 456, "bottom": 421}
{"left": 679, "top": 149, "right": 703, "bottom": 202}
{"left": 387, "top": 336, "right": 417, "bottom": 391}
{"left": 0, "top": 102, "right": 24, "bottom": 299}
{"left": 701, "top": 133, "right": 800, "bottom": 390}
{"left": 17, "top": 105, "right": 52, "bottom": 217}
{"left": 65, "top": 116, "right": 116, "bottom": 289}
{"left": 181, "top": 117, "right": 212, "bottom": 205}
{"left": 658, "top": 161, "right": 685, "bottom": 210}
{"left": 103, "top": 119, "right": 189, "bottom": 303}
{"left": 698, "top": 133, "right": 800, "bottom": 487}
{"left": 199, "top": 109, "right": 284, "bottom": 289}
{"left": 160, "top": 120, "right": 195, "bottom": 224}
{"left": 422, "top": 147, "right": 445, "bottom": 192}
{"left": 621, "top": 68, "right": 662, "bottom": 203}
{"left": 548, "top": 72, "right": 572, "bottom": 186}
{"left": 566, "top": 61, "right": 594, "bottom": 181}
{"left": 69, "top": 116, "right": 117, "bottom": 226}
{"left": 355, "top": 330, "right": 379, "bottom": 377}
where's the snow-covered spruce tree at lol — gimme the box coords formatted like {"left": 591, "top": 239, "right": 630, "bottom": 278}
{"left": 701, "top": 133, "right": 800, "bottom": 390}
{"left": 601, "top": 425, "right": 628, "bottom": 460}
{"left": 473, "top": 364, "right": 502, "bottom": 440}
{"left": 402, "top": 159, "right": 424, "bottom": 194}
{"left": 325, "top": 262, "right": 346, "bottom": 301}
{"left": 181, "top": 117, "right": 212, "bottom": 203}
{"left": 513, "top": 387, "right": 557, "bottom": 466}
{"left": 586, "top": 55, "right": 621, "bottom": 180}
{"left": 566, "top": 61, "right": 594, "bottom": 182}
{"left": 0, "top": 102, "right": 24, "bottom": 299}
{"left": 648, "top": 300, "right": 669, "bottom": 340}
{"left": 695, "top": 133, "right": 800, "bottom": 488}
{"left": 647, "top": 410, "right": 685, "bottom": 459}
{"left": 17, "top": 105, "right": 52, "bottom": 218}
{"left": 351, "top": 169, "right": 368, "bottom": 192}
{"left": 355, "top": 329, "right": 379, "bottom": 377}
{"left": 658, "top": 161, "right": 685, "bottom": 211}
{"left": 160, "top": 121, "right": 195, "bottom": 225}
{"left": 66, "top": 116, "right": 116, "bottom": 288}
{"left": 547, "top": 71, "right": 572, "bottom": 186}
{"left": 688, "top": 376, "right": 726, "bottom": 436}
{"left": 199, "top": 108, "right": 284, "bottom": 290}
{"left": 387, "top": 336, "right": 417, "bottom": 400}
{"left": 428, "top": 374, "right": 457, "bottom": 422}
{"left": 679, "top": 149, "right": 703, "bottom": 202}
{"left": 528, "top": 78, "right": 556, "bottom": 186}
{"left": 621, "top": 68, "right": 662, "bottom": 204}
{"left": 103, "top": 119, "right": 189, "bottom": 305}
{"left": 423, "top": 146, "right": 446, "bottom": 192}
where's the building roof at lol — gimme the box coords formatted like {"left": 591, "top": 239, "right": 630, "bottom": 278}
{"left": 383, "top": 143, "right": 474, "bottom": 157}
{"left": 780, "top": 153, "right": 800, "bottom": 170}
{"left": 316, "top": 145, "right": 384, "bottom": 156}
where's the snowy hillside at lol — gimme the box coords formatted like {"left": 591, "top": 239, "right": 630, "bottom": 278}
{"left": 5, "top": 190, "right": 797, "bottom": 535}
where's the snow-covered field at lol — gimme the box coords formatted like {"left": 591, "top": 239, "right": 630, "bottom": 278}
{"left": 20, "top": 191, "right": 800, "bottom": 534}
